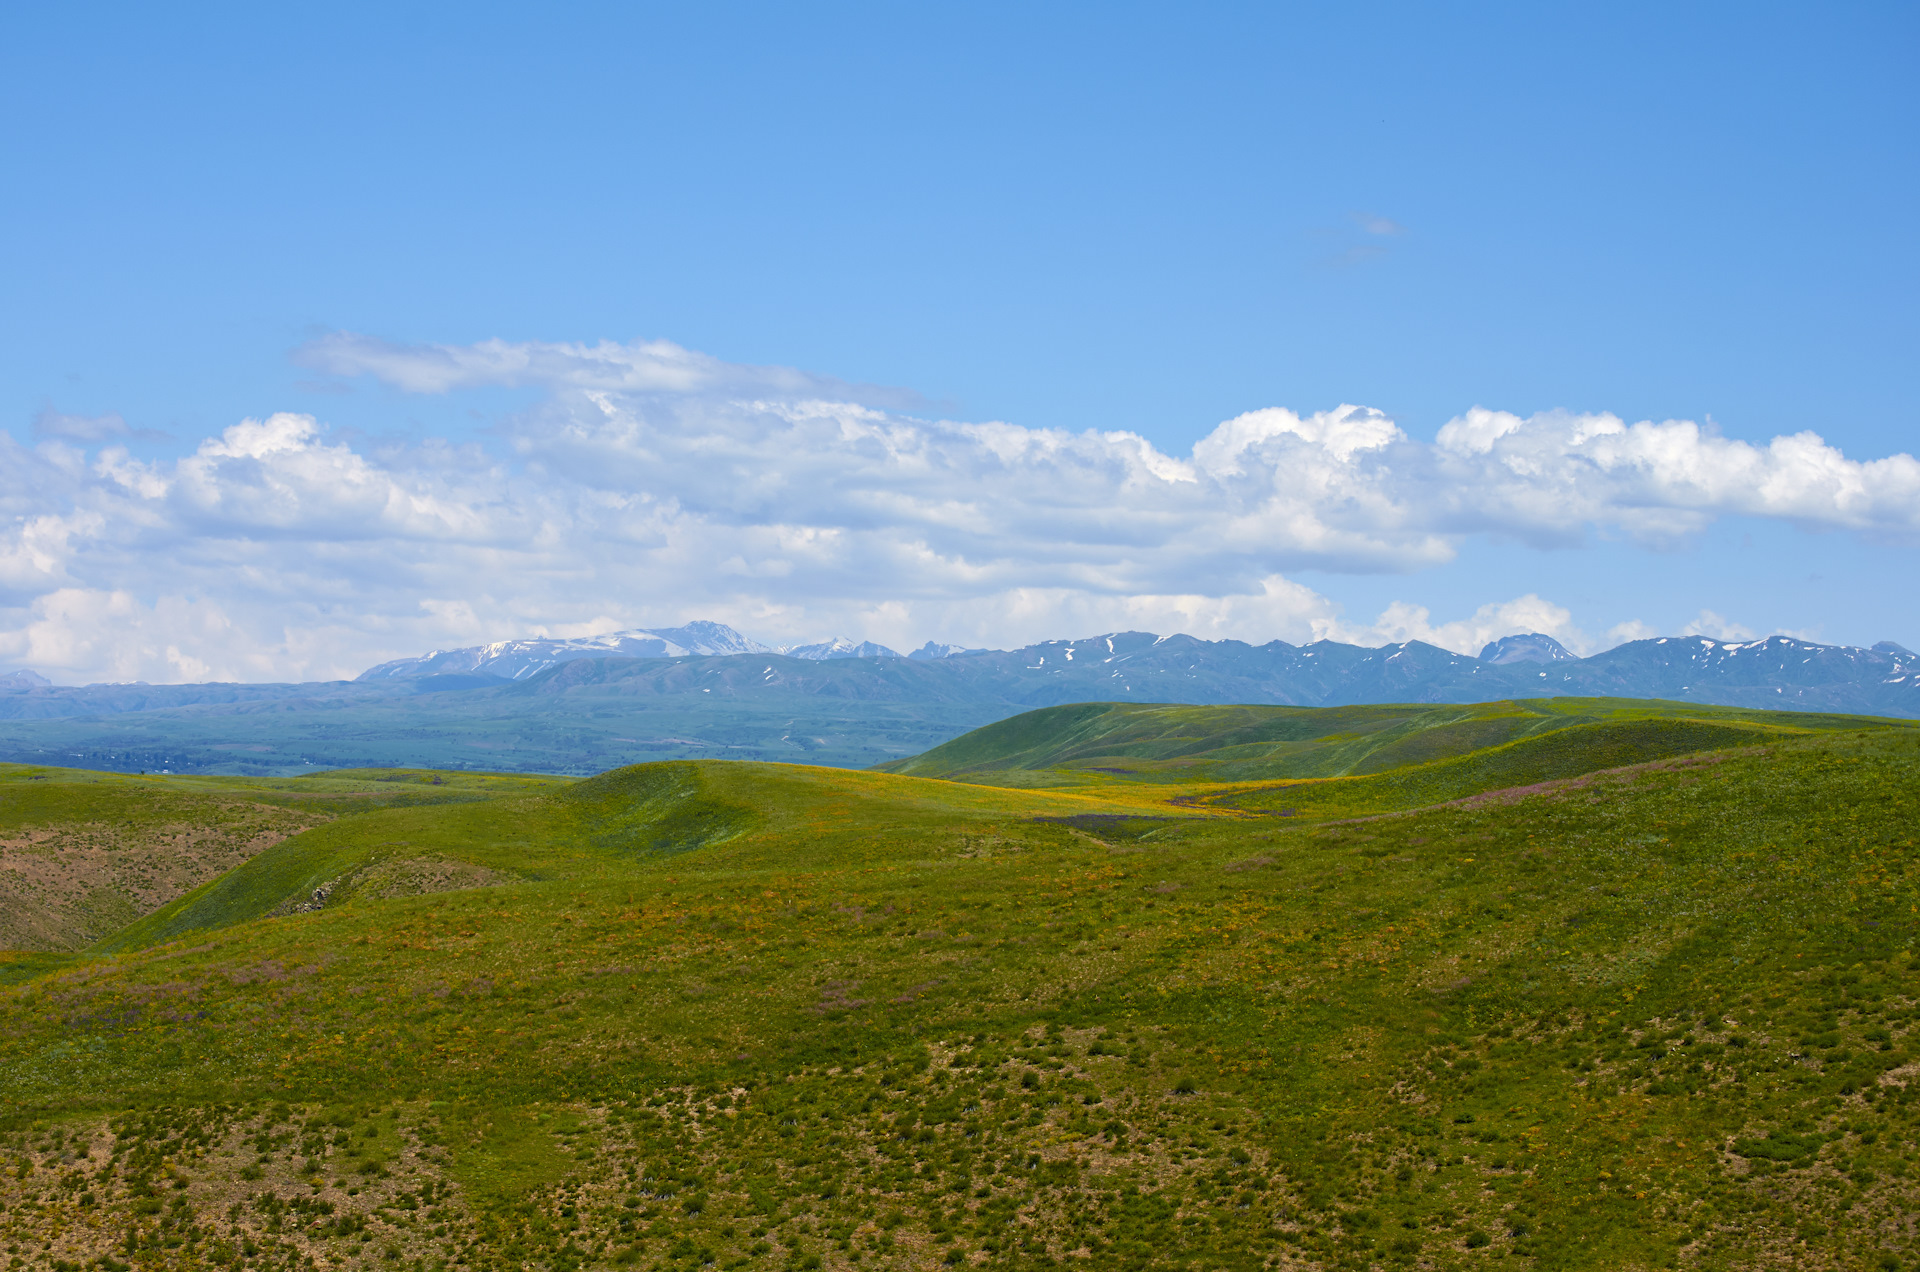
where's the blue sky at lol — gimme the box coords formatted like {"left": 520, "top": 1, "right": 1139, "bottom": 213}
{"left": 2, "top": 2, "right": 1916, "bottom": 682}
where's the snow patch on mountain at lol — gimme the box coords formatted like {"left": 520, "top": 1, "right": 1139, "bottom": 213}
{"left": 357, "top": 620, "right": 774, "bottom": 681}
{"left": 781, "top": 638, "right": 903, "bottom": 661}
{"left": 357, "top": 621, "right": 927, "bottom": 679}
{"left": 908, "top": 641, "right": 991, "bottom": 661}
{"left": 1479, "top": 633, "right": 1577, "bottom": 665}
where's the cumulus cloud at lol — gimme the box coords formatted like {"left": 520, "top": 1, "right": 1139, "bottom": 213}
{"left": 1, "top": 333, "right": 1912, "bottom": 682}
{"left": 1604, "top": 619, "right": 1660, "bottom": 646}
{"left": 1681, "top": 610, "right": 1758, "bottom": 643}
{"left": 1433, "top": 408, "right": 1920, "bottom": 541}
{"left": 1320, "top": 594, "right": 1587, "bottom": 656}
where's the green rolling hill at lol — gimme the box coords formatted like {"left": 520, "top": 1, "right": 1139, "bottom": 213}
{"left": 0, "top": 698, "right": 1916, "bottom": 1271}
{"left": 873, "top": 697, "right": 1888, "bottom": 787}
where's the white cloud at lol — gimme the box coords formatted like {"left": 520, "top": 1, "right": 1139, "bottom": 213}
{"left": 0, "top": 589, "right": 237, "bottom": 684}
{"left": 1604, "top": 619, "right": 1660, "bottom": 647}
{"left": 852, "top": 576, "right": 1343, "bottom": 654}
{"left": 33, "top": 408, "right": 130, "bottom": 443}
{"left": 295, "top": 332, "right": 917, "bottom": 406}
{"left": 1, "top": 333, "right": 1915, "bottom": 683}
{"left": 31, "top": 407, "right": 171, "bottom": 445}
{"left": 1319, "top": 594, "right": 1587, "bottom": 656}
{"left": 1433, "top": 407, "right": 1920, "bottom": 541}
{"left": 1680, "top": 610, "right": 1758, "bottom": 643}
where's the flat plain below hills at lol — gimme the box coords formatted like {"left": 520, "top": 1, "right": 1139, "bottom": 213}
{"left": 0, "top": 696, "right": 1916, "bottom": 1272}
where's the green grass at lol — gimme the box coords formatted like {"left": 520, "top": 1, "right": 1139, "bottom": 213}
{"left": 0, "top": 701, "right": 1916, "bottom": 1270}
{"left": 1193, "top": 716, "right": 1790, "bottom": 820}
{"left": 0, "top": 763, "right": 571, "bottom": 960}
{"left": 874, "top": 697, "right": 1902, "bottom": 789}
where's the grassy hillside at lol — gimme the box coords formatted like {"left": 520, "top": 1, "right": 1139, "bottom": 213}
{"left": 93, "top": 763, "right": 1178, "bottom": 957}
{"left": 0, "top": 764, "right": 561, "bottom": 954}
{"left": 872, "top": 697, "right": 1888, "bottom": 788}
{"left": 0, "top": 702, "right": 1917, "bottom": 1271}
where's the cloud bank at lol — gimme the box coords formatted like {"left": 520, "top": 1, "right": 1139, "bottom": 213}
{"left": 4, "top": 334, "right": 1916, "bottom": 683}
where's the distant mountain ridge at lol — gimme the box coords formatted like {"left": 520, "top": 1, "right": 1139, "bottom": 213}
{"left": 0, "top": 627, "right": 1914, "bottom": 777}
{"left": 353, "top": 620, "right": 1919, "bottom": 714}
{"left": 809, "top": 629, "right": 1918, "bottom": 718}
{"left": 6, "top": 627, "right": 1919, "bottom": 721}
{"left": 780, "top": 638, "right": 903, "bottom": 662}
{"left": 1479, "top": 633, "right": 1576, "bottom": 665}
{"left": 356, "top": 620, "right": 777, "bottom": 681}
{"left": 356, "top": 621, "right": 924, "bottom": 681}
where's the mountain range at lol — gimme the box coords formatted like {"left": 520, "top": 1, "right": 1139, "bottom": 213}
{"left": 0, "top": 624, "right": 1913, "bottom": 775}
{"left": 356, "top": 623, "right": 1920, "bottom": 719}
{"left": 353, "top": 621, "right": 985, "bottom": 682}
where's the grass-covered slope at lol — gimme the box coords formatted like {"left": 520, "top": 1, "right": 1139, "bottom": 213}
{"left": 0, "top": 764, "right": 560, "bottom": 954}
{"left": 1191, "top": 717, "right": 1796, "bottom": 820}
{"left": 872, "top": 696, "right": 1889, "bottom": 788}
{"left": 88, "top": 763, "right": 1167, "bottom": 958}
{"left": 0, "top": 707, "right": 1918, "bottom": 1271}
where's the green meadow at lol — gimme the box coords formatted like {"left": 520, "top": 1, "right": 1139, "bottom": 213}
{"left": 1, "top": 696, "right": 1917, "bottom": 1272}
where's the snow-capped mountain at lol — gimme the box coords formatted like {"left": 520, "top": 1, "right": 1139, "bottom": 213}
{"left": 355, "top": 621, "right": 926, "bottom": 680}
{"left": 356, "top": 620, "right": 775, "bottom": 681}
{"left": 908, "top": 642, "right": 990, "bottom": 660}
{"left": 1479, "top": 633, "right": 1576, "bottom": 665}
{"left": 782, "top": 638, "right": 903, "bottom": 661}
